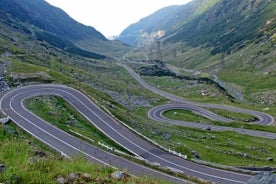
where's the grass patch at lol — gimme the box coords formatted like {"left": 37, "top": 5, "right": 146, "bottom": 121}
{"left": 9, "top": 59, "right": 48, "bottom": 74}
{"left": 106, "top": 103, "right": 276, "bottom": 168}
{"left": 157, "top": 108, "right": 276, "bottom": 133}
{"left": 0, "top": 124, "right": 164, "bottom": 184}
{"left": 142, "top": 75, "right": 230, "bottom": 103}
{"left": 24, "top": 96, "right": 131, "bottom": 154}
{"left": 163, "top": 108, "right": 256, "bottom": 123}
{"left": 151, "top": 126, "right": 276, "bottom": 168}
{"left": 163, "top": 109, "right": 212, "bottom": 123}
{"left": 205, "top": 108, "right": 256, "bottom": 122}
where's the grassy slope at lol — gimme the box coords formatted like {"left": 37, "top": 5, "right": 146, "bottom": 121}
{"left": 1, "top": 10, "right": 276, "bottom": 184}
{"left": 124, "top": 0, "right": 276, "bottom": 106}
{"left": 115, "top": 4, "right": 276, "bottom": 169}
{"left": 0, "top": 22, "right": 165, "bottom": 183}
{"left": 0, "top": 124, "right": 164, "bottom": 184}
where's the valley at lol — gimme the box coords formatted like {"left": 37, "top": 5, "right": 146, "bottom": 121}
{"left": 1, "top": 0, "right": 276, "bottom": 183}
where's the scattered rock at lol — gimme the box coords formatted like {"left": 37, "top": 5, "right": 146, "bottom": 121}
{"left": 263, "top": 107, "right": 270, "bottom": 111}
{"left": 81, "top": 173, "right": 92, "bottom": 182}
{"left": 28, "top": 157, "right": 38, "bottom": 164}
{"left": 33, "top": 150, "right": 47, "bottom": 158}
{"left": 205, "top": 127, "right": 211, "bottom": 131}
{"left": 237, "top": 166, "right": 276, "bottom": 172}
{"left": 266, "top": 157, "right": 274, "bottom": 162}
{"left": 247, "top": 172, "right": 276, "bottom": 184}
{"left": 162, "top": 133, "right": 171, "bottom": 140}
{"left": 111, "top": 171, "right": 129, "bottom": 179}
{"left": 59, "top": 152, "right": 69, "bottom": 160}
{"left": 102, "top": 89, "right": 151, "bottom": 109}
{"left": 69, "top": 172, "right": 81, "bottom": 181}
{"left": 138, "top": 63, "right": 175, "bottom": 77}
{"left": 56, "top": 175, "right": 68, "bottom": 184}
{"left": 191, "top": 150, "right": 200, "bottom": 159}
{"left": 0, "top": 61, "right": 10, "bottom": 94}
{"left": 0, "top": 117, "right": 10, "bottom": 124}
{"left": 55, "top": 173, "right": 93, "bottom": 183}
{"left": 210, "top": 135, "right": 216, "bottom": 139}
{"left": 0, "top": 164, "right": 6, "bottom": 173}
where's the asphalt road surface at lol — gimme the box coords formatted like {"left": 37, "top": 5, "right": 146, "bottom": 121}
{"left": 1, "top": 84, "right": 253, "bottom": 184}
{"left": 119, "top": 63, "right": 275, "bottom": 139}
{"left": 148, "top": 104, "right": 276, "bottom": 139}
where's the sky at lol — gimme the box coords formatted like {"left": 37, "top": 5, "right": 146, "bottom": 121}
{"left": 45, "top": 0, "right": 193, "bottom": 38}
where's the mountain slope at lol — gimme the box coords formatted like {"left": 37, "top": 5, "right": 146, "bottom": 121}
{"left": 121, "top": 0, "right": 276, "bottom": 104}
{"left": 166, "top": 0, "right": 276, "bottom": 55}
{"left": 118, "top": 5, "right": 182, "bottom": 46}
{"left": 119, "top": 0, "right": 275, "bottom": 54}
{"left": 118, "top": 0, "right": 221, "bottom": 46}
{"left": 0, "top": 0, "right": 105, "bottom": 41}
{"left": 0, "top": 0, "right": 129, "bottom": 57}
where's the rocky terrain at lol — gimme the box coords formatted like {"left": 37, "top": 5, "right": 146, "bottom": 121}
{"left": 0, "top": 60, "right": 10, "bottom": 94}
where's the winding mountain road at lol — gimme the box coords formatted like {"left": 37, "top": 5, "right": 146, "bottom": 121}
{"left": 1, "top": 84, "right": 253, "bottom": 184}
{"left": 119, "top": 63, "right": 275, "bottom": 140}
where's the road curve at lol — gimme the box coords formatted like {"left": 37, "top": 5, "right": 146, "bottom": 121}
{"left": 148, "top": 104, "right": 276, "bottom": 139}
{"left": 1, "top": 84, "right": 252, "bottom": 184}
{"left": 118, "top": 63, "right": 275, "bottom": 139}
{"left": 0, "top": 85, "right": 189, "bottom": 183}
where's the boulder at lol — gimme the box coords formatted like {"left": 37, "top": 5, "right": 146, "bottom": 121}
{"left": 0, "top": 117, "right": 10, "bottom": 124}
{"left": 247, "top": 172, "right": 276, "bottom": 184}
{"left": 111, "top": 171, "right": 129, "bottom": 179}
{"left": 56, "top": 175, "right": 68, "bottom": 184}
{"left": 0, "top": 164, "right": 5, "bottom": 173}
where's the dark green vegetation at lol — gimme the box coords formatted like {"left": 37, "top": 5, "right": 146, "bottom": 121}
{"left": 1, "top": 0, "right": 276, "bottom": 183}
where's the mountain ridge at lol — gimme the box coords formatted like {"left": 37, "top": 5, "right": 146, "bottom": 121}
{"left": 118, "top": 0, "right": 221, "bottom": 46}
{"left": 0, "top": 0, "right": 130, "bottom": 58}
{"left": 119, "top": 0, "right": 276, "bottom": 104}
{"left": 118, "top": 0, "right": 275, "bottom": 55}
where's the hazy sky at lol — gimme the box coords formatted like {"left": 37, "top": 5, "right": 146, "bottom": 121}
{"left": 45, "top": 0, "right": 193, "bottom": 38}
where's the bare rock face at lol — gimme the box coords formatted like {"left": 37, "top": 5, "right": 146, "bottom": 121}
{"left": 247, "top": 172, "right": 276, "bottom": 184}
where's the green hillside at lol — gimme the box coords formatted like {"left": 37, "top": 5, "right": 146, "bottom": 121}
{"left": 1, "top": 0, "right": 276, "bottom": 183}
{"left": 166, "top": 0, "right": 276, "bottom": 55}
{"left": 121, "top": 0, "right": 276, "bottom": 104}
{"left": 0, "top": 0, "right": 130, "bottom": 57}
{"left": 0, "top": 12, "right": 164, "bottom": 183}
{"left": 118, "top": 0, "right": 221, "bottom": 46}
{"left": 119, "top": 0, "right": 275, "bottom": 53}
